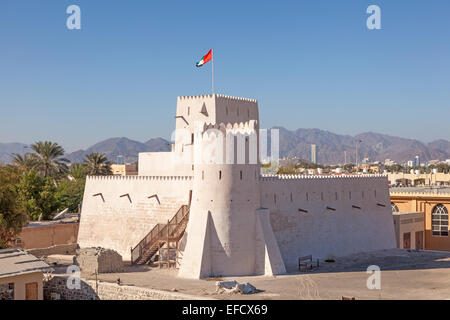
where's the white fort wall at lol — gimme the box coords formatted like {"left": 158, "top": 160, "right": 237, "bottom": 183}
{"left": 178, "top": 163, "right": 286, "bottom": 278}
{"left": 260, "top": 174, "right": 397, "bottom": 271}
{"left": 78, "top": 176, "right": 193, "bottom": 260}
{"left": 176, "top": 95, "right": 258, "bottom": 134}
{"left": 77, "top": 94, "right": 397, "bottom": 278}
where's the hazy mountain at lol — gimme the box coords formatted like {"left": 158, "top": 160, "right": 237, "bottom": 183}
{"left": 65, "top": 137, "right": 170, "bottom": 164}
{"left": 1, "top": 129, "right": 449, "bottom": 165}
{"left": 428, "top": 139, "right": 450, "bottom": 154}
{"left": 0, "top": 142, "right": 28, "bottom": 163}
{"left": 278, "top": 129, "right": 450, "bottom": 165}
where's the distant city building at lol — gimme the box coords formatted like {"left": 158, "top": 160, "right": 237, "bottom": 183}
{"left": 407, "top": 160, "right": 414, "bottom": 167}
{"left": 362, "top": 157, "right": 370, "bottom": 164}
{"left": 311, "top": 144, "right": 317, "bottom": 164}
{"left": 414, "top": 155, "right": 420, "bottom": 167}
{"left": 388, "top": 172, "right": 450, "bottom": 187}
{"left": 428, "top": 160, "right": 440, "bottom": 166}
{"left": 384, "top": 159, "right": 395, "bottom": 166}
{"left": 117, "top": 155, "right": 124, "bottom": 165}
{"left": 360, "top": 163, "right": 380, "bottom": 174}
{"left": 111, "top": 164, "right": 137, "bottom": 176}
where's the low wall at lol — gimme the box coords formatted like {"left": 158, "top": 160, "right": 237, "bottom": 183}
{"left": 43, "top": 276, "right": 209, "bottom": 300}
{"left": 17, "top": 223, "right": 79, "bottom": 249}
{"left": 27, "top": 244, "right": 79, "bottom": 257}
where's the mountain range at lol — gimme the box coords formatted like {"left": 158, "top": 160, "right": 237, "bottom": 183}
{"left": 275, "top": 128, "right": 450, "bottom": 165}
{"left": 1, "top": 128, "right": 450, "bottom": 165}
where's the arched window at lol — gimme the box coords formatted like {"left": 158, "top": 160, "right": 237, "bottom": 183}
{"left": 432, "top": 204, "right": 448, "bottom": 237}
{"left": 391, "top": 202, "right": 399, "bottom": 213}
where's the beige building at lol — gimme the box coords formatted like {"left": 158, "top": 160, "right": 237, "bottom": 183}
{"left": 0, "top": 249, "right": 52, "bottom": 300}
{"left": 111, "top": 164, "right": 138, "bottom": 176}
{"left": 388, "top": 173, "right": 450, "bottom": 187}
{"left": 390, "top": 187, "right": 450, "bottom": 251}
{"left": 392, "top": 212, "right": 424, "bottom": 249}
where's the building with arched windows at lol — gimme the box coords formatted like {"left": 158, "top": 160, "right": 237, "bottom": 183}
{"left": 390, "top": 187, "right": 450, "bottom": 251}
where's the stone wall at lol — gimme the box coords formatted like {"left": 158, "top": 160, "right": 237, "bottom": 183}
{"left": 43, "top": 276, "right": 209, "bottom": 300}
{"left": 27, "top": 243, "right": 79, "bottom": 257}
{"left": 0, "top": 284, "right": 13, "bottom": 300}
{"left": 44, "top": 276, "right": 98, "bottom": 300}
{"left": 75, "top": 247, "right": 123, "bottom": 276}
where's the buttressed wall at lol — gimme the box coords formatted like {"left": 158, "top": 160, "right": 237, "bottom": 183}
{"left": 261, "top": 174, "right": 396, "bottom": 271}
{"left": 78, "top": 94, "right": 396, "bottom": 278}
{"left": 178, "top": 118, "right": 286, "bottom": 278}
{"left": 78, "top": 176, "right": 193, "bottom": 260}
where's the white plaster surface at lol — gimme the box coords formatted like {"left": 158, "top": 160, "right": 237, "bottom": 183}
{"left": 78, "top": 94, "right": 396, "bottom": 278}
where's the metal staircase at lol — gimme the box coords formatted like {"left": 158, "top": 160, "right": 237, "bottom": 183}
{"left": 131, "top": 204, "right": 190, "bottom": 267}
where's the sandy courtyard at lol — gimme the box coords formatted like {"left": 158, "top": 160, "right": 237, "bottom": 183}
{"left": 48, "top": 249, "right": 450, "bottom": 300}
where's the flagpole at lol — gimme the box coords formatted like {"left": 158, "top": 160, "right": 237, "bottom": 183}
{"left": 211, "top": 49, "right": 215, "bottom": 94}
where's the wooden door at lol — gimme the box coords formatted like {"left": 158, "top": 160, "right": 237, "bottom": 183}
{"left": 403, "top": 233, "right": 411, "bottom": 249}
{"left": 415, "top": 231, "right": 423, "bottom": 250}
{"left": 25, "top": 282, "right": 38, "bottom": 300}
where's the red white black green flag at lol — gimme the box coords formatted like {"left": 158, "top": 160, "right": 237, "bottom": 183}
{"left": 196, "top": 49, "right": 213, "bottom": 67}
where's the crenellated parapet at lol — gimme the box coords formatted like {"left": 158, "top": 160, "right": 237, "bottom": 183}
{"left": 178, "top": 94, "right": 257, "bottom": 104}
{"left": 260, "top": 174, "right": 388, "bottom": 181}
{"left": 87, "top": 175, "right": 193, "bottom": 181}
{"left": 197, "top": 120, "right": 258, "bottom": 136}
{"left": 390, "top": 190, "right": 450, "bottom": 196}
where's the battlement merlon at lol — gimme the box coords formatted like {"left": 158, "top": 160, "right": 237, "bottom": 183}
{"left": 175, "top": 94, "right": 259, "bottom": 134}
{"left": 177, "top": 94, "right": 258, "bottom": 104}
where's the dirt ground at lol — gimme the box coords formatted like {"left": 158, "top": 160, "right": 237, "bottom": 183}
{"left": 47, "top": 248, "right": 450, "bottom": 300}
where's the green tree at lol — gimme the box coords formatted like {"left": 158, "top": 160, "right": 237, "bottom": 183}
{"left": 16, "top": 170, "right": 59, "bottom": 221}
{"left": 84, "top": 153, "right": 112, "bottom": 175}
{"left": 277, "top": 162, "right": 297, "bottom": 175}
{"left": 54, "top": 163, "right": 89, "bottom": 213}
{"left": 11, "top": 153, "right": 39, "bottom": 173}
{"left": 68, "top": 163, "right": 89, "bottom": 180}
{"left": 31, "top": 141, "right": 70, "bottom": 178}
{"left": 54, "top": 178, "right": 85, "bottom": 213}
{"left": 0, "top": 165, "right": 26, "bottom": 248}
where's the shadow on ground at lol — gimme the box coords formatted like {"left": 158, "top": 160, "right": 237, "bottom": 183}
{"left": 287, "top": 249, "right": 450, "bottom": 275}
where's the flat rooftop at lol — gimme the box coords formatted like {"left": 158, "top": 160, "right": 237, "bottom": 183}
{"left": 0, "top": 249, "right": 52, "bottom": 279}
{"left": 390, "top": 186, "right": 450, "bottom": 195}
{"left": 392, "top": 211, "right": 424, "bottom": 216}
{"left": 49, "top": 249, "right": 450, "bottom": 300}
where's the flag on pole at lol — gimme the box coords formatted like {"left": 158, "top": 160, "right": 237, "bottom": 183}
{"left": 196, "top": 49, "right": 213, "bottom": 67}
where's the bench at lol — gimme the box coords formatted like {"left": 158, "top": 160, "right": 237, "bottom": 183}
{"left": 299, "top": 255, "right": 319, "bottom": 272}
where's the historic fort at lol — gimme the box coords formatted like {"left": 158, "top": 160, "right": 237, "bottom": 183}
{"left": 77, "top": 94, "right": 397, "bottom": 278}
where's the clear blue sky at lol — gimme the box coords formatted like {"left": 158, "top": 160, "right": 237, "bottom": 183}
{"left": 1, "top": 0, "right": 449, "bottom": 152}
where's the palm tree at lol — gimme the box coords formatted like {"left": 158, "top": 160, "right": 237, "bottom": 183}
{"left": 11, "top": 153, "right": 39, "bottom": 172}
{"left": 30, "top": 141, "right": 70, "bottom": 178}
{"left": 68, "top": 163, "right": 89, "bottom": 180}
{"left": 84, "top": 153, "right": 112, "bottom": 175}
